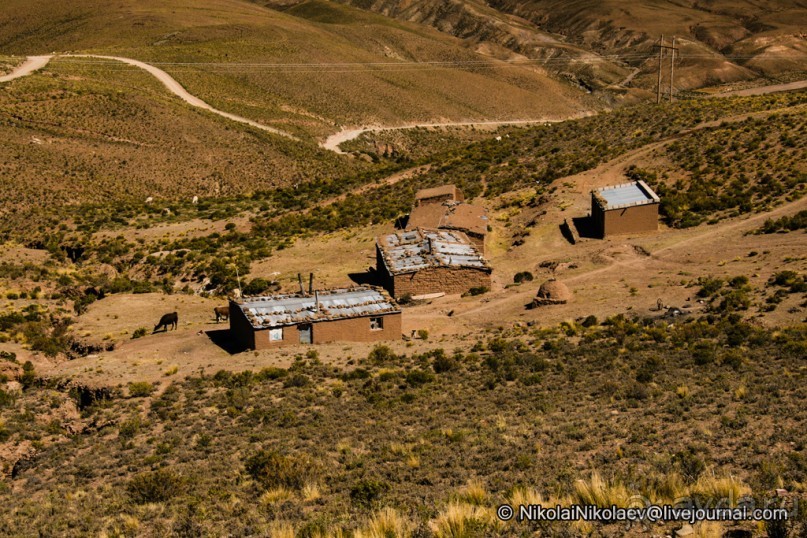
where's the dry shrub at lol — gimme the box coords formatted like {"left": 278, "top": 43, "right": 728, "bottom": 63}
{"left": 691, "top": 474, "right": 750, "bottom": 507}
{"left": 355, "top": 507, "right": 413, "bottom": 538}
{"left": 573, "top": 471, "right": 631, "bottom": 508}
{"left": 429, "top": 501, "right": 497, "bottom": 538}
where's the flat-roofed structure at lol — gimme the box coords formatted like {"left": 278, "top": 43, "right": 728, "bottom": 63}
{"left": 229, "top": 287, "right": 401, "bottom": 350}
{"left": 414, "top": 184, "right": 464, "bottom": 206}
{"left": 407, "top": 201, "right": 488, "bottom": 253}
{"left": 591, "top": 180, "right": 660, "bottom": 238}
{"left": 376, "top": 228, "right": 491, "bottom": 299}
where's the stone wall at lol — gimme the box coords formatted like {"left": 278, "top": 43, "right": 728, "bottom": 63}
{"left": 391, "top": 266, "right": 491, "bottom": 298}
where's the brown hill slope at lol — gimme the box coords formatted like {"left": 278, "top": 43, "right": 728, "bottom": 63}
{"left": 310, "top": 0, "right": 807, "bottom": 91}
{"left": 0, "top": 0, "right": 592, "bottom": 140}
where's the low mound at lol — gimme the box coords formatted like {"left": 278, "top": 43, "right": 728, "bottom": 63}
{"left": 532, "top": 278, "right": 572, "bottom": 306}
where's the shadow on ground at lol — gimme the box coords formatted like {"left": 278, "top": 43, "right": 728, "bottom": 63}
{"left": 206, "top": 329, "right": 246, "bottom": 355}
{"left": 349, "top": 268, "right": 382, "bottom": 287}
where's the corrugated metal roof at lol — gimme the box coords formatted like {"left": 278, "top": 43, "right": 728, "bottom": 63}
{"left": 234, "top": 287, "right": 399, "bottom": 329}
{"left": 593, "top": 180, "right": 660, "bottom": 210}
{"left": 377, "top": 228, "right": 491, "bottom": 275}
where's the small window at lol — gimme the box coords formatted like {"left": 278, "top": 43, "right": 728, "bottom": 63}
{"left": 269, "top": 328, "right": 283, "bottom": 342}
{"left": 370, "top": 317, "right": 384, "bottom": 330}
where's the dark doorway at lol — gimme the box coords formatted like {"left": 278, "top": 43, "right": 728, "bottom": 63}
{"left": 298, "top": 324, "right": 312, "bottom": 344}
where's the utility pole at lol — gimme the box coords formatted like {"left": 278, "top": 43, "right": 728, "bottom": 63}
{"left": 654, "top": 35, "right": 679, "bottom": 104}
{"left": 669, "top": 36, "right": 676, "bottom": 102}
{"left": 657, "top": 35, "right": 664, "bottom": 104}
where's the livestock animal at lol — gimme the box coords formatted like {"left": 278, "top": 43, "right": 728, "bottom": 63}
{"left": 214, "top": 306, "right": 229, "bottom": 323}
{"left": 153, "top": 312, "right": 178, "bottom": 333}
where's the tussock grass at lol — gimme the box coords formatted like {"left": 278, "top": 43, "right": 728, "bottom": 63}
{"left": 429, "top": 501, "right": 497, "bottom": 538}
{"left": 573, "top": 471, "right": 631, "bottom": 508}
{"left": 455, "top": 479, "right": 489, "bottom": 506}
{"left": 355, "top": 507, "right": 413, "bottom": 538}
{"left": 259, "top": 487, "right": 293, "bottom": 505}
{"left": 691, "top": 474, "right": 751, "bottom": 506}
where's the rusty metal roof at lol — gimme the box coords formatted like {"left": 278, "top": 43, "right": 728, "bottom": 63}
{"left": 593, "top": 180, "right": 660, "bottom": 210}
{"left": 234, "top": 286, "right": 400, "bottom": 329}
{"left": 377, "top": 228, "right": 491, "bottom": 275}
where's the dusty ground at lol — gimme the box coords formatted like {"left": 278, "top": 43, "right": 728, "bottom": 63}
{"left": 38, "top": 137, "right": 806, "bottom": 388}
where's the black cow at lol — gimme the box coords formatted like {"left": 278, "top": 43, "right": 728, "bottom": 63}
{"left": 153, "top": 312, "right": 178, "bottom": 333}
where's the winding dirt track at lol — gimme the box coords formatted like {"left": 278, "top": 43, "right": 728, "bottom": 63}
{"left": 3, "top": 54, "right": 805, "bottom": 154}
{"left": 1, "top": 54, "right": 299, "bottom": 140}
{"left": 0, "top": 55, "right": 51, "bottom": 82}
{"left": 320, "top": 115, "right": 594, "bottom": 154}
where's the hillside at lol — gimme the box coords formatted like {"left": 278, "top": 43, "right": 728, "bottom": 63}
{"left": 298, "top": 0, "right": 807, "bottom": 92}
{"left": 0, "top": 0, "right": 592, "bottom": 140}
{"left": 1, "top": 320, "right": 805, "bottom": 536}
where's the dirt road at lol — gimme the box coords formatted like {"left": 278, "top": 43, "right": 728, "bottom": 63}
{"left": 0, "top": 55, "right": 52, "bottom": 82}
{"left": 2, "top": 54, "right": 299, "bottom": 140}
{"left": 711, "top": 80, "right": 807, "bottom": 98}
{"left": 320, "top": 114, "right": 594, "bottom": 154}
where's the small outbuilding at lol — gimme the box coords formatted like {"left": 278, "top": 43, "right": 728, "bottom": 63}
{"left": 591, "top": 180, "right": 660, "bottom": 238}
{"left": 407, "top": 200, "right": 489, "bottom": 253}
{"left": 531, "top": 279, "right": 572, "bottom": 307}
{"left": 415, "top": 184, "right": 464, "bottom": 206}
{"left": 376, "top": 228, "right": 491, "bottom": 299}
{"left": 229, "top": 286, "right": 401, "bottom": 350}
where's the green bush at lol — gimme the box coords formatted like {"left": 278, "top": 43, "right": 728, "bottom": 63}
{"left": 128, "top": 381, "right": 154, "bottom": 397}
{"left": 405, "top": 369, "right": 435, "bottom": 386}
{"left": 127, "top": 469, "right": 183, "bottom": 504}
{"left": 20, "top": 361, "right": 36, "bottom": 390}
{"left": 244, "top": 449, "right": 314, "bottom": 490}
{"left": 349, "top": 479, "right": 389, "bottom": 508}
{"left": 131, "top": 327, "right": 148, "bottom": 339}
{"left": 367, "top": 344, "right": 397, "bottom": 364}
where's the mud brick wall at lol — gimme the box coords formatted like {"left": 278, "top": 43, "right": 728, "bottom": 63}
{"left": 312, "top": 314, "right": 401, "bottom": 344}
{"left": 392, "top": 266, "right": 491, "bottom": 298}
{"left": 246, "top": 313, "right": 401, "bottom": 350}
{"left": 592, "top": 199, "right": 659, "bottom": 238}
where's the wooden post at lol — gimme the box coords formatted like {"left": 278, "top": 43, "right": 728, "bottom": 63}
{"left": 669, "top": 36, "right": 676, "bottom": 102}
{"left": 308, "top": 272, "right": 314, "bottom": 294}
{"left": 656, "top": 35, "right": 664, "bottom": 104}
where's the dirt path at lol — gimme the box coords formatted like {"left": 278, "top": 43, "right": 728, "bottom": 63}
{"left": 320, "top": 114, "right": 594, "bottom": 154}
{"left": 2, "top": 54, "right": 299, "bottom": 140}
{"left": 0, "top": 56, "right": 52, "bottom": 82}
{"left": 457, "top": 171, "right": 807, "bottom": 322}
{"left": 707, "top": 79, "right": 807, "bottom": 98}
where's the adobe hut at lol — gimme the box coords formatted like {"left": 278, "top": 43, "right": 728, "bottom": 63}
{"left": 376, "top": 228, "right": 491, "bottom": 299}
{"left": 407, "top": 200, "right": 488, "bottom": 253}
{"left": 229, "top": 286, "right": 401, "bottom": 350}
{"left": 591, "top": 180, "right": 660, "bottom": 238}
{"left": 414, "top": 184, "right": 464, "bottom": 206}
{"left": 531, "top": 279, "right": 572, "bottom": 307}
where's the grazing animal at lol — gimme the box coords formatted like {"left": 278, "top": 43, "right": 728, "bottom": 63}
{"left": 214, "top": 306, "right": 229, "bottom": 323}
{"left": 153, "top": 312, "right": 178, "bottom": 333}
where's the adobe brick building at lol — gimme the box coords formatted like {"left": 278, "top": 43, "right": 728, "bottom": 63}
{"left": 229, "top": 287, "right": 401, "bottom": 350}
{"left": 407, "top": 201, "right": 488, "bottom": 254}
{"left": 414, "top": 184, "right": 464, "bottom": 206}
{"left": 591, "top": 180, "right": 660, "bottom": 238}
{"left": 408, "top": 185, "right": 489, "bottom": 253}
{"left": 376, "top": 228, "right": 491, "bottom": 299}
